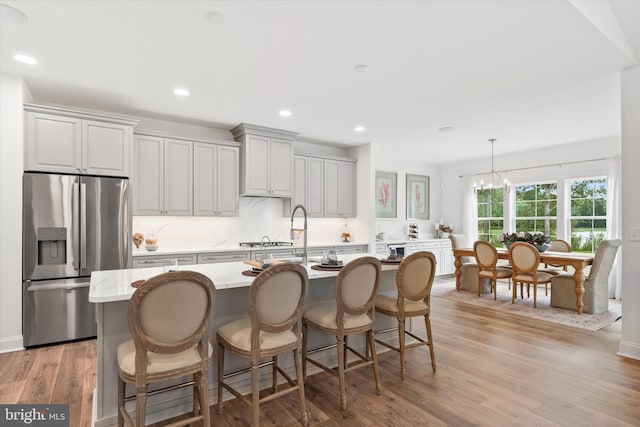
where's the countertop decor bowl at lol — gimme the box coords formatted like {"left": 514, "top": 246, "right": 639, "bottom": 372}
{"left": 145, "top": 244, "right": 159, "bottom": 251}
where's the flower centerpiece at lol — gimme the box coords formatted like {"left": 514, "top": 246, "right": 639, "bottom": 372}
{"left": 499, "top": 232, "right": 550, "bottom": 252}
{"left": 438, "top": 224, "right": 453, "bottom": 238}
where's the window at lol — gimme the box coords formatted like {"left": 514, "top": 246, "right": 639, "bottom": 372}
{"left": 569, "top": 178, "right": 607, "bottom": 253}
{"left": 477, "top": 188, "right": 504, "bottom": 247}
{"left": 515, "top": 183, "right": 557, "bottom": 238}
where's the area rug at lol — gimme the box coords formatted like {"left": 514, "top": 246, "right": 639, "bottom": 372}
{"left": 431, "top": 279, "right": 622, "bottom": 331}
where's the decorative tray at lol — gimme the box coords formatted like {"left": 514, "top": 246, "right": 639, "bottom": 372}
{"left": 242, "top": 270, "right": 261, "bottom": 277}
{"left": 311, "top": 264, "right": 344, "bottom": 271}
{"left": 380, "top": 258, "right": 402, "bottom": 264}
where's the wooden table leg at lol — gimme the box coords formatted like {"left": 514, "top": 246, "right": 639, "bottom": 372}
{"left": 573, "top": 262, "right": 587, "bottom": 315}
{"left": 454, "top": 255, "right": 462, "bottom": 292}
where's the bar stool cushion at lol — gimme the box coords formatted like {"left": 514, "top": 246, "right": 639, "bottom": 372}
{"left": 217, "top": 318, "right": 297, "bottom": 352}
{"left": 374, "top": 291, "right": 428, "bottom": 314}
{"left": 303, "top": 303, "right": 372, "bottom": 330}
{"left": 117, "top": 340, "right": 213, "bottom": 376}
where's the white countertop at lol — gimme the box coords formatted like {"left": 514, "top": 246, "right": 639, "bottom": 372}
{"left": 90, "top": 252, "right": 389, "bottom": 303}
{"left": 132, "top": 241, "right": 369, "bottom": 257}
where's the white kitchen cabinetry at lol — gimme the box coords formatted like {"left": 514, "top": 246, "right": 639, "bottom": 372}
{"left": 404, "top": 239, "right": 454, "bottom": 276}
{"left": 133, "top": 135, "right": 192, "bottom": 216}
{"left": 193, "top": 143, "right": 239, "bottom": 216}
{"left": 231, "top": 123, "right": 297, "bottom": 197}
{"left": 133, "top": 253, "right": 197, "bottom": 268}
{"left": 324, "top": 159, "right": 357, "bottom": 217}
{"left": 24, "top": 105, "right": 136, "bottom": 177}
{"left": 285, "top": 155, "right": 357, "bottom": 218}
{"left": 198, "top": 251, "right": 249, "bottom": 264}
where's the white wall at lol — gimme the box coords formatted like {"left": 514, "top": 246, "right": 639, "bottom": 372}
{"left": 619, "top": 65, "right": 640, "bottom": 360}
{"left": 0, "top": 74, "right": 28, "bottom": 352}
{"left": 371, "top": 143, "right": 443, "bottom": 242}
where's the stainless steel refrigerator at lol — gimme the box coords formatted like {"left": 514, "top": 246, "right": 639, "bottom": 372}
{"left": 22, "top": 172, "right": 130, "bottom": 347}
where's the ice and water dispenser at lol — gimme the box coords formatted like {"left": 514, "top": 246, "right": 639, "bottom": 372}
{"left": 37, "top": 227, "right": 67, "bottom": 265}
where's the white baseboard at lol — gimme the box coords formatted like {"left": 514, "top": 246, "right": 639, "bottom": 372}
{"left": 617, "top": 339, "right": 640, "bottom": 361}
{"left": 0, "top": 335, "right": 24, "bottom": 353}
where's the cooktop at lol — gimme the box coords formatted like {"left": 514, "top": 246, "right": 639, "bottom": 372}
{"left": 239, "top": 241, "right": 293, "bottom": 248}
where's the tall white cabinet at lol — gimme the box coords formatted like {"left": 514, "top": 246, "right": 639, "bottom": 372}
{"left": 24, "top": 104, "right": 136, "bottom": 177}
{"left": 133, "top": 135, "right": 192, "bottom": 216}
{"left": 324, "top": 159, "right": 357, "bottom": 217}
{"left": 231, "top": 123, "right": 297, "bottom": 197}
{"left": 193, "top": 142, "right": 239, "bottom": 216}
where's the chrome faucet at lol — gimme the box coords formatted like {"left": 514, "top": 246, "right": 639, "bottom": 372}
{"left": 260, "top": 235, "right": 271, "bottom": 263}
{"left": 290, "top": 204, "right": 308, "bottom": 265}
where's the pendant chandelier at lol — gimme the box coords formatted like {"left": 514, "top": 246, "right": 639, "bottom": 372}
{"left": 473, "top": 138, "right": 510, "bottom": 200}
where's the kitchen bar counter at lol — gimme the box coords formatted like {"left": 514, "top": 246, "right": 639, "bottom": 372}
{"left": 89, "top": 253, "right": 400, "bottom": 427}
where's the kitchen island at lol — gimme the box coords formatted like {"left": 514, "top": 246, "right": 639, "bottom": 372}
{"left": 89, "top": 253, "right": 401, "bottom": 427}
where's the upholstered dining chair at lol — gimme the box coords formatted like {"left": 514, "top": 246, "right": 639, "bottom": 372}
{"left": 550, "top": 239, "right": 621, "bottom": 314}
{"left": 541, "top": 239, "right": 572, "bottom": 276}
{"left": 448, "top": 234, "right": 490, "bottom": 293}
{"left": 508, "top": 242, "right": 553, "bottom": 308}
{"left": 302, "top": 256, "right": 381, "bottom": 411}
{"left": 217, "top": 263, "right": 309, "bottom": 427}
{"left": 374, "top": 251, "right": 437, "bottom": 379}
{"left": 474, "top": 241, "right": 512, "bottom": 299}
{"left": 117, "top": 270, "right": 215, "bottom": 427}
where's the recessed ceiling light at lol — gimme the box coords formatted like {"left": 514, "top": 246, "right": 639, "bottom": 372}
{"left": 279, "top": 110, "right": 292, "bottom": 117}
{"left": 438, "top": 126, "right": 455, "bottom": 132}
{"left": 1, "top": 3, "right": 28, "bottom": 23}
{"left": 355, "top": 126, "right": 366, "bottom": 132}
{"left": 14, "top": 54, "right": 37, "bottom": 65}
{"left": 174, "top": 88, "right": 189, "bottom": 96}
{"left": 205, "top": 11, "right": 225, "bottom": 25}
{"left": 353, "top": 64, "right": 369, "bottom": 73}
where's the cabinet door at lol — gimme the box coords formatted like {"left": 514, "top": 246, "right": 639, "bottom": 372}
{"left": 269, "top": 138, "right": 293, "bottom": 196}
{"left": 291, "top": 156, "right": 307, "bottom": 210}
{"left": 25, "top": 112, "right": 82, "bottom": 173}
{"left": 193, "top": 142, "right": 217, "bottom": 216}
{"left": 82, "top": 120, "right": 131, "bottom": 177}
{"left": 243, "top": 135, "right": 270, "bottom": 195}
{"left": 339, "top": 161, "right": 357, "bottom": 217}
{"left": 216, "top": 146, "right": 239, "bottom": 216}
{"left": 164, "top": 138, "right": 193, "bottom": 216}
{"left": 133, "top": 135, "right": 164, "bottom": 215}
{"left": 307, "top": 157, "right": 324, "bottom": 217}
{"left": 323, "top": 159, "right": 340, "bottom": 217}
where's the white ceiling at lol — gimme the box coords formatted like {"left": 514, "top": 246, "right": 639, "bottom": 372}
{"left": 1, "top": 0, "right": 637, "bottom": 164}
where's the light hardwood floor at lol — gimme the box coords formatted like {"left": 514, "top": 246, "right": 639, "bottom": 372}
{"left": 1, "top": 290, "right": 638, "bottom": 426}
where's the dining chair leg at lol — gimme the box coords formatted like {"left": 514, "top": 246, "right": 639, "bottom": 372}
{"left": 533, "top": 285, "right": 537, "bottom": 308}
{"left": 493, "top": 278, "right": 497, "bottom": 301}
{"left": 425, "top": 314, "right": 436, "bottom": 373}
{"left": 192, "top": 373, "right": 198, "bottom": 416}
{"left": 398, "top": 318, "right": 406, "bottom": 380}
{"left": 302, "top": 322, "right": 308, "bottom": 381}
{"left": 294, "top": 348, "right": 309, "bottom": 426}
{"left": 117, "top": 376, "right": 125, "bottom": 427}
{"left": 512, "top": 283, "right": 516, "bottom": 304}
{"left": 344, "top": 335, "right": 349, "bottom": 367}
{"left": 368, "top": 329, "right": 381, "bottom": 394}
{"left": 477, "top": 276, "right": 482, "bottom": 297}
{"left": 336, "top": 335, "right": 347, "bottom": 410}
{"left": 198, "top": 371, "right": 211, "bottom": 426}
{"left": 272, "top": 355, "right": 278, "bottom": 392}
{"left": 251, "top": 361, "right": 260, "bottom": 427}
{"left": 217, "top": 342, "right": 224, "bottom": 415}
{"left": 135, "top": 387, "right": 146, "bottom": 427}
{"left": 545, "top": 283, "right": 548, "bottom": 296}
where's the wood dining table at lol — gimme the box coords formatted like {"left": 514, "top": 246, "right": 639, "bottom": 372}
{"left": 452, "top": 248, "right": 595, "bottom": 315}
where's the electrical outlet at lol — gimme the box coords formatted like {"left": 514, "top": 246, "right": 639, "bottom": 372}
{"left": 629, "top": 227, "right": 640, "bottom": 242}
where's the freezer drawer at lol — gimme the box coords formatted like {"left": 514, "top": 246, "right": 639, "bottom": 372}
{"left": 23, "top": 279, "right": 96, "bottom": 347}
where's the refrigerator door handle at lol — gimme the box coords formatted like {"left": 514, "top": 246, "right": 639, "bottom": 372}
{"left": 72, "top": 182, "right": 80, "bottom": 270}
{"left": 26, "top": 281, "right": 90, "bottom": 292}
{"left": 80, "top": 182, "right": 87, "bottom": 270}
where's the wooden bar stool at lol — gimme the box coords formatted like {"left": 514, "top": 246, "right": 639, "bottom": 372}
{"left": 217, "top": 263, "right": 309, "bottom": 427}
{"left": 374, "top": 251, "right": 437, "bottom": 379}
{"left": 302, "top": 256, "right": 381, "bottom": 410}
{"left": 117, "top": 270, "right": 215, "bottom": 427}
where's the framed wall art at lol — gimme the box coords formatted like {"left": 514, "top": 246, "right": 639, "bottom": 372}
{"left": 375, "top": 171, "right": 397, "bottom": 219}
{"left": 406, "top": 173, "right": 429, "bottom": 220}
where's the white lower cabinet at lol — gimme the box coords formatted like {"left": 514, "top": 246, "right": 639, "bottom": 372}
{"left": 133, "top": 253, "right": 197, "bottom": 268}
{"left": 397, "top": 240, "right": 455, "bottom": 276}
{"left": 197, "top": 251, "right": 250, "bottom": 264}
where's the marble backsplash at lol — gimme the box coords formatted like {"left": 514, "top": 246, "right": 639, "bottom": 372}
{"left": 133, "top": 197, "right": 369, "bottom": 250}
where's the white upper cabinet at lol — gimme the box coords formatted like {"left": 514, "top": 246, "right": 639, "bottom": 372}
{"left": 24, "top": 104, "right": 136, "bottom": 177}
{"left": 286, "top": 155, "right": 356, "bottom": 218}
{"left": 231, "top": 123, "right": 297, "bottom": 197}
{"left": 133, "top": 135, "right": 192, "bottom": 216}
{"left": 324, "top": 159, "right": 357, "bottom": 217}
{"left": 193, "top": 142, "right": 239, "bottom": 216}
